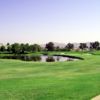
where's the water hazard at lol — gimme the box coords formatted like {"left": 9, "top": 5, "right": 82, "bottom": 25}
{"left": 0, "top": 55, "right": 82, "bottom": 62}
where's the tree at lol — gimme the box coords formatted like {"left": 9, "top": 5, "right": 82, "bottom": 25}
{"left": 30, "top": 44, "right": 41, "bottom": 52}
{"left": 6, "top": 43, "right": 11, "bottom": 53}
{"left": 7, "top": 43, "right": 10, "bottom": 46}
{"left": 79, "top": 43, "right": 87, "bottom": 50}
{"left": 0, "top": 45, "right": 6, "bottom": 52}
{"left": 7, "top": 46, "right": 11, "bottom": 53}
{"left": 20, "top": 43, "right": 26, "bottom": 54}
{"left": 11, "top": 43, "right": 20, "bottom": 54}
{"left": 90, "top": 41, "right": 100, "bottom": 50}
{"left": 65, "top": 43, "right": 74, "bottom": 51}
{"left": 45, "top": 42, "right": 55, "bottom": 51}
{"left": 24, "top": 43, "right": 30, "bottom": 52}
{"left": 55, "top": 46, "right": 60, "bottom": 51}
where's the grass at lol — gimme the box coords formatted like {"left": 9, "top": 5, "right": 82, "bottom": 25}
{"left": 0, "top": 53, "right": 100, "bottom": 100}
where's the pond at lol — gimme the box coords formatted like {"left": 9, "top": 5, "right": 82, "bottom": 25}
{"left": 0, "top": 55, "right": 83, "bottom": 62}
{"left": 41, "top": 55, "right": 78, "bottom": 62}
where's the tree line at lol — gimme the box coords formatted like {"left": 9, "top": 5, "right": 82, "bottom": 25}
{"left": 0, "top": 43, "right": 42, "bottom": 54}
{"left": 0, "top": 41, "right": 100, "bottom": 54}
{"left": 45, "top": 41, "right": 100, "bottom": 51}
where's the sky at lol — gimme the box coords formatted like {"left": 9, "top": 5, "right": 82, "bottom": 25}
{"left": 0, "top": 0, "right": 100, "bottom": 44}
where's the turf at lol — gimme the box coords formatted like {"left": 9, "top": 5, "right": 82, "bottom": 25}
{"left": 0, "top": 54, "right": 100, "bottom": 100}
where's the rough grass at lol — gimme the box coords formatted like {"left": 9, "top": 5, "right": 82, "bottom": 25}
{"left": 0, "top": 54, "right": 100, "bottom": 100}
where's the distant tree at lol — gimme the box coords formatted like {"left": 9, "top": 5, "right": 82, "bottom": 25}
{"left": 79, "top": 43, "right": 87, "bottom": 50}
{"left": 90, "top": 41, "right": 100, "bottom": 50}
{"left": 45, "top": 42, "right": 55, "bottom": 51}
{"left": 0, "top": 45, "right": 6, "bottom": 52}
{"left": 90, "top": 42, "right": 94, "bottom": 50}
{"left": 24, "top": 43, "right": 30, "bottom": 52}
{"left": 7, "top": 43, "right": 10, "bottom": 46}
{"left": 6, "top": 43, "right": 11, "bottom": 53}
{"left": 93, "top": 41, "right": 99, "bottom": 50}
{"left": 55, "top": 46, "right": 60, "bottom": 51}
{"left": 35, "top": 44, "right": 42, "bottom": 52}
{"left": 11, "top": 43, "right": 20, "bottom": 54}
{"left": 20, "top": 43, "right": 26, "bottom": 54}
{"left": 65, "top": 43, "right": 74, "bottom": 51}
{"left": 7, "top": 46, "right": 11, "bottom": 53}
{"left": 30, "top": 44, "right": 41, "bottom": 52}
{"left": 94, "top": 41, "right": 100, "bottom": 50}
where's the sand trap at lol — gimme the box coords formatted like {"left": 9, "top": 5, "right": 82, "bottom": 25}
{"left": 91, "top": 95, "right": 100, "bottom": 100}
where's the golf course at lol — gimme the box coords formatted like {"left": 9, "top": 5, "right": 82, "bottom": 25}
{"left": 0, "top": 52, "right": 100, "bottom": 100}
{"left": 0, "top": 0, "right": 100, "bottom": 99}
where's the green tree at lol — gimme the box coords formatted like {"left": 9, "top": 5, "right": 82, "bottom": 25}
{"left": 0, "top": 45, "right": 6, "bottom": 52}
{"left": 55, "top": 46, "right": 60, "bottom": 51}
{"left": 11, "top": 43, "right": 20, "bottom": 54}
{"left": 90, "top": 41, "right": 100, "bottom": 50}
{"left": 65, "top": 43, "right": 74, "bottom": 51}
{"left": 45, "top": 42, "right": 55, "bottom": 51}
{"left": 24, "top": 43, "right": 30, "bottom": 52}
{"left": 20, "top": 43, "right": 26, "bottom": 54}
{"left": 6, "top": 43, "right": 11, "bottom": 53}
{"left": 30, "top": 44, "right": 41, "bottom": 52}
{"left": 79, "top": 43, "right": 87, "bottom": 50}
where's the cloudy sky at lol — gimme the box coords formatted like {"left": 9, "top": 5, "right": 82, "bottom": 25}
{"left": 0, "top": 0, "right": 100, "bottom": 44}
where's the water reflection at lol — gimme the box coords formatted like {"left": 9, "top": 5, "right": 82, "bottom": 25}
{"left": 0, "top": 55, "right": 78, "bottom": 62}
{"left": 40, "top": 55, "right": 76, "bottom": 62}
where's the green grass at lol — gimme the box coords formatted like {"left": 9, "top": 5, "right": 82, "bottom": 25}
{"left": 0, "top": 53, "right": 100, "bottom": 100}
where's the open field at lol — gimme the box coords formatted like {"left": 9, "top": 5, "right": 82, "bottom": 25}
{"left": 0, "top": 53, "right": 100, "bottom": 100}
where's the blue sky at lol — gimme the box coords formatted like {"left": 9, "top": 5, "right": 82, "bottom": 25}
{"left": 0, "top": 0, "right": 100, "bottom": 44}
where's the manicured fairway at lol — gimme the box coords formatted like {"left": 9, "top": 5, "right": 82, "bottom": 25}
{"left": 0, "top": 54, "right": 100, "bottom": 100}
